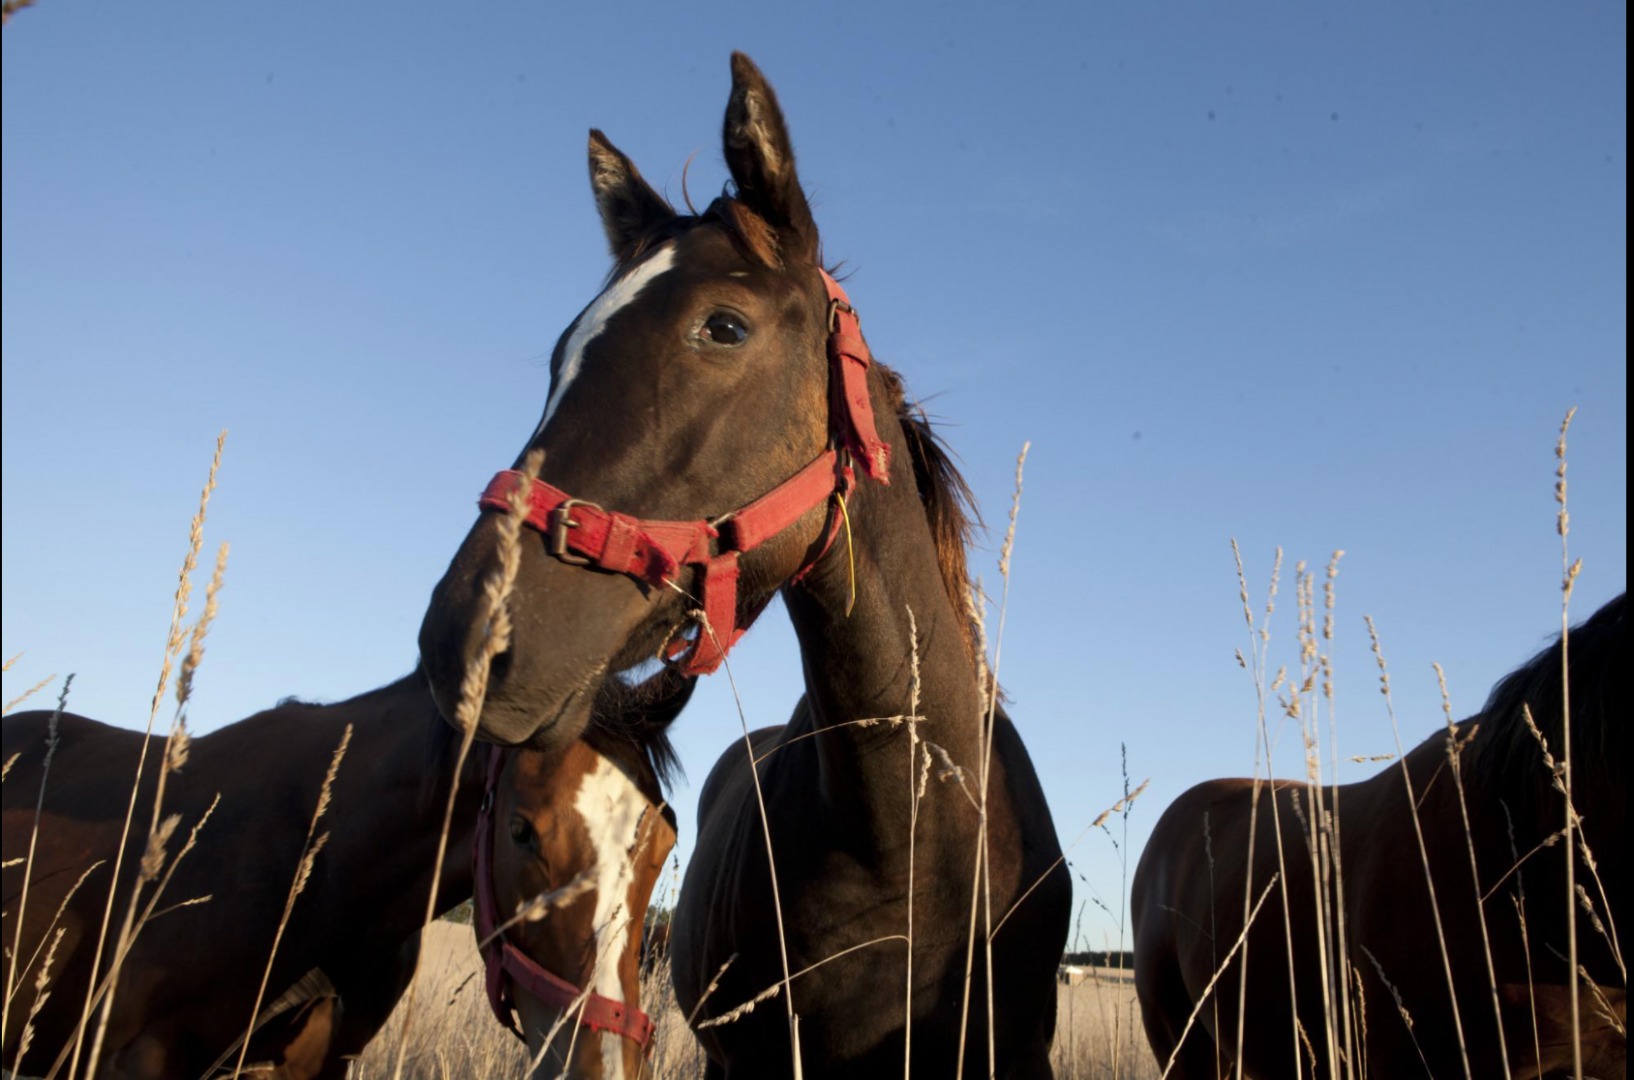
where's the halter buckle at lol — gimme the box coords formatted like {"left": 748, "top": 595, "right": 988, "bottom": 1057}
{"left": 548, "top": 498, "right": 601, "bottom": 565}
{"left": 826, "top": 296, "right": 856, "bottom": 333}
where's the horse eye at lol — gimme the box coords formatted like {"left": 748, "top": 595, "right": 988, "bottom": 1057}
{"left": 508, "top": 816, "right": 535, "bottom": 848}
{"left": 700, "top": 312, "right": 749, "bottom": 347}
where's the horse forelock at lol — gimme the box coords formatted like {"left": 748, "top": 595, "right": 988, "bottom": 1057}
{"left": 1471, "top": 592, "right": 1626, "bottom": 812}
{"left": 612, "top": 195, "right": 820, "bottom": 280}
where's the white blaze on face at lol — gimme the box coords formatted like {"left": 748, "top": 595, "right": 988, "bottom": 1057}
{"left": 533, "top": 246, "right": 678, "bottom": 441}
{"left": 573, "top": 754, "right": 650, "bottom": 1080}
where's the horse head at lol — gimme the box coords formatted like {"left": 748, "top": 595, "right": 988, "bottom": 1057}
{"left": 418, "top": 53, "right": 884, "bottom": 749}
{"left": 476, "top": 672, "right": 689, "bottom": 1076}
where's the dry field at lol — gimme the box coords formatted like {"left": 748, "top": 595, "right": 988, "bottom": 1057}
{"left": 348, "top": 923, "right": 1157, "bottom": 1079}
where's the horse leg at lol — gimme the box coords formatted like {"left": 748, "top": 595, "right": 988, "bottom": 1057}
{"left": 1001, "top": 1034, "right": 1056, "bottom": 1079}
{"left": 1136, "top": 948, "right": 1228, "bottom": 1080}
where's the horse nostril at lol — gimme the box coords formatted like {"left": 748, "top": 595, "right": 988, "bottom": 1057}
{"left": 487, "top": 649, "right": 514, "bottom": 686}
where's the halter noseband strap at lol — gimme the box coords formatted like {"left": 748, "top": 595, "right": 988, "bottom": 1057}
{"left": 473, "top": 746, "right": 658, "bottom": 1051}
{"left": 476, "top": 269, "right": 890, "bottom": 675}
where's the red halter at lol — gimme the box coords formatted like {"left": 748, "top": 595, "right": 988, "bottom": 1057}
{"left": 477, "top": 268, "right": 891, "bottom": 675}
{"left": 473, "top": 745, "right": 657, "bottom": 1050}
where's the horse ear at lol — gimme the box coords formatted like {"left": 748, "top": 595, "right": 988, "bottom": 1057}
{"left": 588, "top": 129, "right": 673, "bottom": 261}
{"left": 722, "top": 52, "right": 818, "bottom": 265}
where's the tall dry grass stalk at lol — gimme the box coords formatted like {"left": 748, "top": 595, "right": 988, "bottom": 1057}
{"left": 953, "top": 442, "right": 1027, "bottom": 1079}
{"left": 1284, "top": 557, "right": 1347, "bottom": 1079}
{"left": 1034, "top": 772, "right": 1150, "bottom": 1080}
{"left": 1552, "top": 406, "right": 1583, "bottom": 1080}
{"left": 1436, "top": 662, "right": 1512, "bottom": 1078}
{"left": 5, "top": 676, "right": 77, "bottom": 1079}
{"left": 1364, "top": 614, "right": 1471, "bottom": 1080}
{"left": 3, "top": 674, "right": 71, "bottom": 1059}
{"left": 388, "top": 446, "right": 541, "bottom": 1080}
{"left": 954, "top": 576, "right": 993, "bottom": 1078}
{"left": 698, "top": 605, "right": 803, "bottom": 1080}
{"left": 6, "top": 857, "right": 103, "bottom": 1072}
{"left": 903, "top": 604, "right": 922, "bottom": 1079}
{"left": 1225, "top": 546, "right": 1375, "bottom": 1080}
{"left": 991, "top": 780, "right": 1150, "bottom": 945}
{"left": 1318, "top": 552, "right": 1357, "bottom": 1075}
{"left": 75, "top": 430, "right": 226, "bottom": 1080}
{"left": 1158, "top": 876, "right": 1280, "bottom": 1080}
{"left": 3, "top": 673, "right": 56, "bottom": 717}
{"left": 1228, "top": 540, "right": 1300, "bottom": 1080}
{"left": 982, "top": 443, "right": 1029, "bottom": 1077}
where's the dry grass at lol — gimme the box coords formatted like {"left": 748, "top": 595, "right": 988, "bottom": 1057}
{"left": 348, "top": 923, "right": 532, "bottom": 1079}
{"left": 1156, "top": 408, "right": 1620, "bottom": 1080}
{"left": 1053, "top": 971, "right": 1159, "bottom": 1080}
{"left": 344, "top": 923, "right": 1155, "bottom": 1079}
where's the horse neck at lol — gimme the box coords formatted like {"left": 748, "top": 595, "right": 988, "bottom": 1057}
{"left": 781, "top": 423, "right": 987, "bottom": 825}
{"left": 305, "top": 674, "right": 480, "bottom": 932}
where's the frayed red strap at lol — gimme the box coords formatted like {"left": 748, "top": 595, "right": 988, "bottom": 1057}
{"left": 821, "top": 270, "right": 892, "bottom": 484}
{"left": 478, "top": 474, "right": 715, "bottom": 586}
{"left": 481, "top": 450, "right": 853, "bottom": 675}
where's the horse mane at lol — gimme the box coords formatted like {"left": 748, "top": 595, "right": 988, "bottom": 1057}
{"left": 876, "top": 365, "right": 985, "bottom": 671}
{"left": 1471, "top": 591, "right": 1626, "bottom": 809}
{"left": 583, "top": 668, "right": 693, "bottom": 831}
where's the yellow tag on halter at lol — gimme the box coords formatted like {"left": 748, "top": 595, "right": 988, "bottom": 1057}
{"left": 836, "top": 491, "right": 857, "bottom": 617}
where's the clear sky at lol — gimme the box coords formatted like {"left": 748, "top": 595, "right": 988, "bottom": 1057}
{"left": 3, "top": 2, "right": 1625, "bottom": 953}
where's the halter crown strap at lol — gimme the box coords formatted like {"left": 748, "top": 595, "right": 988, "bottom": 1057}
{"left": 473, "top": 746, "right": 657, "bottom": 1051}
{"left": 477, "top": 264, "right": 890, "bottom": 675}
{"left": 821, "top": 270, "right": 892, "bottom": 482}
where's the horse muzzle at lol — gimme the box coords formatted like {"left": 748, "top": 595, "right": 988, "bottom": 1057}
{"left": 418, "top": 513, "right": 656, "bottom": 750}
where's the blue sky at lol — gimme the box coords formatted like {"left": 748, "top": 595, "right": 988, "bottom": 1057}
{"left": 3, "top": 2, "right": 1625, "bottom": 953}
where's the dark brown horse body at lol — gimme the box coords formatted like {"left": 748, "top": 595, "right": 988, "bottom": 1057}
{"left": 2, "top": 671, "right": 688, "bottom": 1079}
{"left": 679, "top": 697, "right": 1064, "bottom": 1077}
{"left": 416, "top": 53, "right": 1069, "bottom": 1078}
{"left": 2, "top": 675, "right": 467, "bottom": 1079}
{"left": 661, "top": 314, "right": 1071, "bottom": 1076}
{"left": 1132, "top": 593, "right": 1626, "bottom": 1079}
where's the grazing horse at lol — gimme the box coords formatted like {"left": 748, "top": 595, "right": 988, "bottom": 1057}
{"left": 476, "top": 685, "right": 684, "bottom": 1079}
{"left": 1132, "top": 592, "right": 1627, "bottom": 1079}
{"left": 1, "top": 670, "right": 689, "bottom": 1078}
{"left": 417, "top": 52, "right": 1070, "bottom": 1077}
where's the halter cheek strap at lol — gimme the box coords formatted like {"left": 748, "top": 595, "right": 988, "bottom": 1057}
{"left": 476, "top": 269, "right": 889, "bottom": 675}
{"left": 473, "top": 746, "right": 658, "bottom": 1051}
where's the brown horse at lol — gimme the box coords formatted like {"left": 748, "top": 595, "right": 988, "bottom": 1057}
{"left": 417, "top": 52, "right": 1070, "bottom": 1077}
{"left": 1, "top": 670, "right": 688, "bottom": 1078}
{"left": 476, "top": 679, "right": 685, "bottom": 1079}
{"left": 1132, "top": 592, "right": 1627, "bottom": 1079}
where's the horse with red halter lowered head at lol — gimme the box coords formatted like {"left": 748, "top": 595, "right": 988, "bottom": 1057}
{"left": 1132, "top": 591, "right": 1627, "bottom": 1079}
{"left": 1, "top": 669, "right": 687, "bottom": 1079}
{"left": 475, "top": 674, "right": 686, "bottom": 1079}
{"left": 417, "top": 53, "right": 1070, "bottom": 1077}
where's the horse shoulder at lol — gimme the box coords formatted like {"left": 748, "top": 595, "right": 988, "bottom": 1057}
{"left": 695, "top": 723, "right": 786, "bottom": 828}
